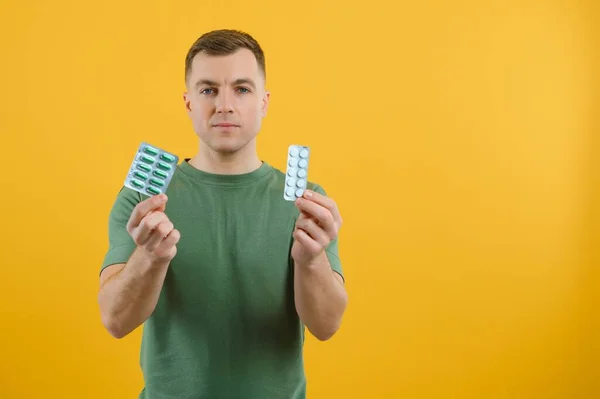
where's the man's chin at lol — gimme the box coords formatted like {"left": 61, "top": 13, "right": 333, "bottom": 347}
{"left": 208, "top": 138, "right": 248, "bottom": 154}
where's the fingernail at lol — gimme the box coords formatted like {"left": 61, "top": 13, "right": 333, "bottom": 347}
{"left": 304, "top": 190, "right": 312, "bottom": 198}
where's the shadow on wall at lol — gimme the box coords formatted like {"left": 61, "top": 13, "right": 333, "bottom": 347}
{"left": 585, "top": 78, "right": 600, "bottom": 397}
{"left": 590, "top": 32, "right": 599, "bottom": 396}
{"left": 582, "top": 1, "right": 599, "bottom": 392}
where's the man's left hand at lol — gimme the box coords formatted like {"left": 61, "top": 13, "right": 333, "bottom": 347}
{"left": 291, "top": 190, "right": 343, "bottom": 267}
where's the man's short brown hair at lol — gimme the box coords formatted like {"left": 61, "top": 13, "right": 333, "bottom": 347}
{"left": 185, "top": 29, "right": 266, "bottom": 85}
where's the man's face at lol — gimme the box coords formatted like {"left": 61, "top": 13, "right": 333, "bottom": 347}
{"left": 183, "top": 48, "right": 270, "bottom": 155}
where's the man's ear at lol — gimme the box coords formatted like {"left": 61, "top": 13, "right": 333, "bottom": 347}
{"left": 261, "top": 91, "right": 270, "bottom": 117}
{"left": 183, "top": 92, "right": 192, "bottom": 112}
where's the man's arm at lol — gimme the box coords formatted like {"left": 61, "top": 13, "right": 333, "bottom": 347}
{"left": 294, "top": 251, "right": 348, "bottom": 341}
{"left": 292, "top": 188, "right": 348, "bottom": 341}
{"left": 98, "top": 194, "right": 180, "bottom": 339}
{"left": 98, "top": 249, "right": 172, "bottom": 339}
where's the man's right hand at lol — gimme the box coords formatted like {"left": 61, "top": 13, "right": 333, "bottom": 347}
{"left": 126, "top": 194, "right": 180, "bottom": 262}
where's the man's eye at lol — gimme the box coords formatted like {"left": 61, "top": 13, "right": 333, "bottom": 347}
{"left": 237, "top": 87, "right": 250, "bottom": 93}
{"left": 200, "top": 88, "right": 215, "bottom": 95}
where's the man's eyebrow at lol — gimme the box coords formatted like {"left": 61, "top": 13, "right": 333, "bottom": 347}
{"left": 232, "top": 78, "right": 256, "bottom": 89}
{"left": 194, "top": 78, "right": 256, "bottom": 89}
{"left": 194, "top": 79, "right": 218, "bottom": 89}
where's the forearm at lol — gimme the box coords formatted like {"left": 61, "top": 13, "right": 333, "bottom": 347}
{"left": 294, "top": 252, "right": 348, "bottom": 341}
{"left": 98, "top": 247, "right": 170, "bottom": 338}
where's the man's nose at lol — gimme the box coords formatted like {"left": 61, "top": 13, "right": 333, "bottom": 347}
{"left": 215, "top": 90, "right": 234, "bottom": 113}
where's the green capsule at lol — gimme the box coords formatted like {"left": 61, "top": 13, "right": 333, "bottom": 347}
{"left": 137, "top": 163, "right": 151, "bottom": 173}
{"left": 131, "top": 179, "right": 144, "bottom": 189}
{"left": 157, "top": 161, "right": 171, "bottom": 171}
{"left": 160, "top": 153, "right": 176, "bottom": 163}
{"left": 150, "top": 178, "right": 164, "bottom": 187}
{"left": 133, "top": 171, "right": 148, "bottom": 180}
{"left": 146, "top": 186, "right": 161, "bottom": 195}
{"left": 140, "top": 154, "right": 155, "bottom": 164}
{"left": 144, "top": 145, "right": 159, "bottom": 156}
{"left": 153, "top": 169, "right": 168, "bottom": 179}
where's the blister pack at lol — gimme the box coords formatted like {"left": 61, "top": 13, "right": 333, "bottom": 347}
{"left": 124, "top": 142, "right": 179, "bottom": 196}
{"left": 284, "top": 145, "right": 310, "bottom": 201}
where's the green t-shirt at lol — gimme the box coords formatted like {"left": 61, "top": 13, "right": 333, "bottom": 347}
{"left": 101, "top": 159, "right": 343, "bottom": 399}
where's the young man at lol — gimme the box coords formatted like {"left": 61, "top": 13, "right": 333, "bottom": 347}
{"left": 98, "top": 29, "right": 348, "bottom": 399}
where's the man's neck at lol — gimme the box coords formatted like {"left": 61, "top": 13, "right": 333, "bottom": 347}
{"left": 188, "top": 140, "right": 262, "bottom": 175}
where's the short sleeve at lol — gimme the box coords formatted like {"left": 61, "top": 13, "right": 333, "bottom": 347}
{"left": 100, "top": 186, "right": 143, "bottom": 274}
{"left": 312, "top": 184, "right": 344, "bottom": 283}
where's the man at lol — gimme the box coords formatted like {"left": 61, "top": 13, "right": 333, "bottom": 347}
{"left": 98, "top": 29, "right": 348, "bottom": 399}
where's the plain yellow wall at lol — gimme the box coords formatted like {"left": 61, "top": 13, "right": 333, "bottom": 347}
{"left": 1, "top": 0, "right": 598, "bottom": 398}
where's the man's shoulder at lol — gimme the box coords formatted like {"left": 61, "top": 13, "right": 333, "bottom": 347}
{"left": 110, "top": 185, "right": 144, "bottom": 211}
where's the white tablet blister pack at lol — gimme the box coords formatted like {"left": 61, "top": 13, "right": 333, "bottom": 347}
{"left": 284, "top": 145, "right": 310, "bottom": 201}
{"left": 124, "top": 142, "right": 179, "bottom": 197}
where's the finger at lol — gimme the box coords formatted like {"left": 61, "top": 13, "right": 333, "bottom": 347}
{"left": 132, "top": 211, "right": 168, "bottom": 245}
{"left": 293, "top": 228, "right": 321, "bottom": 254}
{"left": 295, "top": 198, "right": 337, "bottom": 240}
{"left": 145, "top": 221, "right": 174, "bottom": 252}
{"left": 154, "top": 229, "right": 181, "bottom": 258}
{"left": 127, "top": 194, "right": 168, "bottom": 231}
{"left": 296, "top": 217, "right": 330, "bottom": 248}
{"left": 302, "top": 190, "right": 341, "bottom": 225}
{"left": 297, "top": 211, "right": 310, "bottom": 222}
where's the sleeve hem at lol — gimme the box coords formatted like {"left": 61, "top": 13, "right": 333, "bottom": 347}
{"left": 100, "top": 245, "right": 136, "bottom": 275}
{"left": 325, "top": 249, "right": 345, "bottom": 283}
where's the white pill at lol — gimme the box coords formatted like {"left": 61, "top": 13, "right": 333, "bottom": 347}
{"left": 297, "top": 169, "right": 306, "bottom": 178}
{"left": 290, "top": 148, "right": 299, "bottom": 157}
{"left": 295, "top": 189, "right": 305, "bottom": 197}
{"left": 287, "top": 178, "right": 296, "bottom": 187}
{"left": 289, "top": 158, "right": 298, "bottom": 167}
{"left": 298, "top": 159, "right": 307, "bottom": 168}
{"left": 299, "top": 149, "right": 309, "bottom": 158}
{"left": 287, "top": 168, "right": 297, "bottom": 177}
{"left": 286, "top": 187, "right": 296, "bottom": 197}
{"left": 296, "top": 179, "right": 306, "bottom": 188}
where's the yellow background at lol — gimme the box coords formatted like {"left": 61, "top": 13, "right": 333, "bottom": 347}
{"left": 1, "top": 0, "right": 598, "bottom": 398}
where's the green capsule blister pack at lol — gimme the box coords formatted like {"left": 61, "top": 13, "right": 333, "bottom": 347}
{"left": 124, "top": 142, "right": 179, "bottom": 196}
